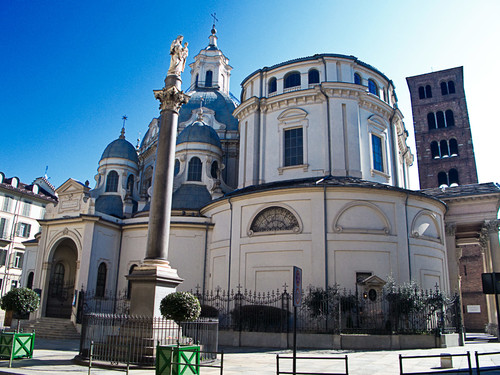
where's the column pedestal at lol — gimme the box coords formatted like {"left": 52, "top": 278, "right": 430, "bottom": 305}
{"left": 128, "top": 260, "right": 183, "bottom": 317}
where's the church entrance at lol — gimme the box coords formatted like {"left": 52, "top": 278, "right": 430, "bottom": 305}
{"left": 45, "top": 238, "right": 78, "bottom": 319}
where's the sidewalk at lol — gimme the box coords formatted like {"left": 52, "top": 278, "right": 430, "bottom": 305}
{"left": 1, "top": 337, "right": 500, "bottom": 374}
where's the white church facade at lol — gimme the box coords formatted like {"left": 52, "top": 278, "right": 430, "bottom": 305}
{"left": 23, "top": 29, "right": 454, "bottom": 321}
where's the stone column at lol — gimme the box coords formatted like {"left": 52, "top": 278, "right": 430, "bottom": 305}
{"left": 128, "top": 38, "right": 190, "bottom": 317}
{"left": 481, "top": 220, "right": 500, "bottom": 335}
{"left": 445, "top": 223, "right": 461, "bottom": 293}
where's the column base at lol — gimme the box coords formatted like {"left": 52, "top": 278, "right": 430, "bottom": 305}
{"left": 127, "top": 260, "right": 183, "bottom": 317}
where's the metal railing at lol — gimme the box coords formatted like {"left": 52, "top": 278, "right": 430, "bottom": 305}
{"left": 194, "top": 286, "right": 461, "bottom": 335}
{"left": 475, "top": 351, "right": 500, "bottom": 374}
{"left": 79, "top": 313, "right": 219, "bottom": 366}
{"left": 399, "top": 352, "right": 472, "bottom": 375}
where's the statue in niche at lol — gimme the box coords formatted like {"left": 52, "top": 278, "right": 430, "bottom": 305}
{"left": 167, "top": 35, "right": 189, "bottom": 76}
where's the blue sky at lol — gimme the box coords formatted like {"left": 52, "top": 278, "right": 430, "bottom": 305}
{"left": 1, "top": 1, "right": 499, "bottom": 189}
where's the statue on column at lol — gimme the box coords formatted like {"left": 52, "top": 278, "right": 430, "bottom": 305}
{"left": 167, "top": 35, "right": 189, "bottom": 77}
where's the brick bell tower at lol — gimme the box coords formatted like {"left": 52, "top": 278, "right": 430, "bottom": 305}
{"left": 406, "top": 67, "right": 478, "bottom": 189}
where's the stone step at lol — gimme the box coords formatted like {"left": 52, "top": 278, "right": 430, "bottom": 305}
{"left": 19, "top": 317, "right": 80, "bottom": 340}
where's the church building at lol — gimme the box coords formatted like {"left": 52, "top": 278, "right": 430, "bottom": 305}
{"left": 21, "top": 28, "right": 497, "bottom": 331}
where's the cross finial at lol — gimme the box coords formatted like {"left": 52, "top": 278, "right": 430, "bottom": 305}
{"left": 211, "top": 12, "right": 218, "bottom": 29}
{"left": 120, "top": 115, "right": 127, "bottom": 139}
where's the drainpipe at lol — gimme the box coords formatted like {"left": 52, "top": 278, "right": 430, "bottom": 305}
{"left": 405, "top": 193, "right": 411, "bottom": 281}
{"left": 112, "top": 225, "right": 124, "bottom": 313}
{"left": 202, "top": 223, "right": 209, "bottom": 299}
{"left": 227, "top": 198, "right": 233, "bottom": 316}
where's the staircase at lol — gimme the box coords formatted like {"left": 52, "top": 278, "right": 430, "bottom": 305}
{"left": 19, "top": 317, "right": 81, "bottom": 340}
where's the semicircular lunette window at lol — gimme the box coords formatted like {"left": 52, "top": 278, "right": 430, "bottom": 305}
{"left": 250, "top": 206, "right": 300, "bottom": 234}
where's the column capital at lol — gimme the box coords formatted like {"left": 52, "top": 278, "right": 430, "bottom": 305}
{"left": 445, "top": 223, "right": 457, "bottom": 236}
{"left": 484, "top": 219, "right": 500, "bottom": 234}
{"left": 154, "top": 85, "right": 190, "bottom": 114}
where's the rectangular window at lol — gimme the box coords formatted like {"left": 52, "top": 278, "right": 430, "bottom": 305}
{"left": 371, "top": 134, "right": 384, "bottom": 172}
{"left": 284, "top": 127, "right": 303, "bottom": 167}
{"left": 0, "top": 218, "right": 6, "bottom": 239}
{"left": 14, "top": 252, "right": 23, "bottom": 269}
{"left": 0, "top": 250, "right": 7, "bottom": 266}
{"left": 2, "top": 196, "right": 12, "bottom": 212}
{"left": 22, "top": 201, "right": 31, "bottom": 217}
{"left": 11, "top": 280, "right": 17, "bottom": 290}
{"left": 17, "top": 222, "right": 31, "bottom": 238}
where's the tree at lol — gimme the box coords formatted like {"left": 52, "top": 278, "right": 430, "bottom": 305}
{"left": 160, "top": 291, "right": 201, "bottom": 345}
{"left": 1, "top": 288, "right": 40, "bottom": 332}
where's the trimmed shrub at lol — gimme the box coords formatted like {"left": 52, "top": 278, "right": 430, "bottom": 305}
{"left": 160, "top": 291, "right": 201, "bottom": 324}
{"left": 1, "top": 287, "right": 40, "bottom": 316}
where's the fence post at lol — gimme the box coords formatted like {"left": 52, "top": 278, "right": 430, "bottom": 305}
{"left": 276, "top": 354, "right": 280, "bottom": 375}
{"left": 475, "top": 351, "right": 480, "bottom": 375}
{"left": 88, "top": 340, "right": 93, "bottom": 375}
{"left": 398, "top": 354, "right": 403, "bottom": 375}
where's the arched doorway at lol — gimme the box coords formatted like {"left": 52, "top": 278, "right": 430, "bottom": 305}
{"left": 45, "top": 238, "right": 78, "bottom": 318}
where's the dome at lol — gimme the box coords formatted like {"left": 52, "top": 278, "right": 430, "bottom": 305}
{"left": 100, "top": 138, "right": 139, "bottom": 163}
{"left": 177, "top": 121, "right": 222, "bottom": 148}
{"left": 179, "top": 88, "right": 238, "bottom": 131}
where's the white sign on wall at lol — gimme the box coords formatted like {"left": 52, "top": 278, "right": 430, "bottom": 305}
{"left": 467, "top": 305, "right": 481, "bottom": 313}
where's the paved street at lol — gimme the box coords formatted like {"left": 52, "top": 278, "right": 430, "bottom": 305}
{"left": 1, "top": 337, "right": 500, "bottom": 374}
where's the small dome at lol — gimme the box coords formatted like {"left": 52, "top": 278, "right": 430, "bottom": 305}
{"left": 177, "top": 121, "right": 222, "bottom": 148}
{"left": 100, "top": 138, "right": 139, "bottom": 163}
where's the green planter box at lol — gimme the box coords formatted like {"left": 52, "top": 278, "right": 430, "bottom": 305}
{"left": 156, "top": 344, "right": 200, "bottom": 375}
{"left": 0, "top": 332, "right": 35, "bottom": 360}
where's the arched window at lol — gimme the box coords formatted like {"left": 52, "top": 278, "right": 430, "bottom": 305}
{"left": 445, "top": 110, "right": 455, "bottom": 127}
{"left": 210, "top": 161, "right": 218, "bottom": 179}
{"left": 440, "top": 140, "right": 449, "bottom": 157}
{"left": 126, "top": 174, "right": 134, "bottom": 195}
{"left": 431, "top": 141, "right": 440, "bottom": 159}
{"left": 449, "top": 139, "right": 459, "bottom": 156}
{"left": 105, "top": 171, "right": 119, "bottom": 192}
{"left": 441, "top": 82, "right": 448, "bottom": 95}
{"left": 174, "top": 159, "right": 180, "bottom": 176}
{"left": 127, "top": 264, "right": 137, "bottom": 299}
{"left": 250, "top": 206, "right": 299, "bottom": 233}
{"left": 368, "top": 79, "right": 378, "bottom": 96}
{"left": 205, "top": 71, "right": 213, "bottom": 87}
{"left": 436, "top": 111, "right": 446, "bottom": 128}
{"left": 449, "top": 169, "right": 459, "bottom": 186}
{"left": 354, "top": 73, "right": 362, "bottom": 85}
{"left": 308, "top": 69, "right": 319, "bottom": 84}
{"left": 427, "top": 113, "right": 436, "bottom": 130}
{"left": 268, "top": 77, "right": 277, "bottom": 94}
{"left": 52, "top": 262, "right": 65, "bottom": 296}
{"left": 284, "top": 71, "right": 301, "bottom": 89}
{"left": 448, "top": 81, "right": 455, "bottom": 94}
{"left": 27, "top": 272, "right": 34, "bottom": 289}
{"left": 438, "top": 172, "right": 448, "bottom": 187}
{"left": 425, "top": 85, "right": 432, "bottom": 98}
{"left": 418, "top": 86, "right": 425, "bottom": 99}
{"left": 195, "top": 74, "right": 199, "bottom": 88}
{"left": 96, "top": 262, "right": 107, "bottom": 298}
{"left": 187, "top": 157, "right": 202, "bottom": 181}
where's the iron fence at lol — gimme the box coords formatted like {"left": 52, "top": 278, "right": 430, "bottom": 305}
{"left": 81, "top": 289, "right": 131, "bottom": 315}
{"left": 194, "top": 285, "right": 461, "bottom": 335}
{"left": 79, "top": 313, "right": 219, "bottom": 366}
